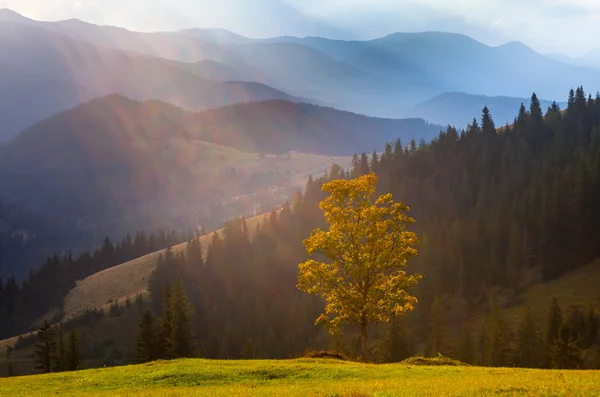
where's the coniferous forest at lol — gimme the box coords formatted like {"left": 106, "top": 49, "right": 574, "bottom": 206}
{"left": 145, "top": 88, "right": 600, "bottom": 367}
{"left": 3, "top": 87, "right": 600, "bottom": 373}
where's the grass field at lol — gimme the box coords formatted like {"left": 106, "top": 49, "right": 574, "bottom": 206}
{"left": 1, "top": 358, "right": 599, "bottom": 396}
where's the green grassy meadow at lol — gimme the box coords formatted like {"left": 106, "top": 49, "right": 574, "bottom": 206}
{"left": 1, "top": 358, "right": 599, "bottom": 396}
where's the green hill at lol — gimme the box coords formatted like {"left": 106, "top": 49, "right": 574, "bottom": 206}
{"left": 1, "top": 358, "right": 598, "bottom": 396}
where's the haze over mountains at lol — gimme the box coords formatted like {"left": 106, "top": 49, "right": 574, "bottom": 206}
{"left": 1, "top": 8, "right": 600, "bottom": 141}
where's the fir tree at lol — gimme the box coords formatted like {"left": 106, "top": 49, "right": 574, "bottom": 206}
{"left": 169, "top": 278, "right": 194, "bottom": 358}
{"left": 53, "top": 323, "right": 66, "bottom": 372}
{"left": 160, "top": 284, "right": 173, "bottom": 358}
{"left": 482, "top": 295, "right": 511, "bottom": 367}
{"left": 581, "top": 308, "right": 599, "bottom": 349}
{"left": 516, "top": 306, "right": 544, "bottom": 368}
{"left": 66, "top": 329, "right": 81, "bottom": 371}
{"left": 458, "top": 325, "right": 475, "bottom": 364}
{"left": 383, "top": 317, "right": 412, "bottom": 363}
{"left": 481, "top": 106, "right": 496, "bottom": 134}
{"left": 551, "top": 321, "right": 582, "bottom": 369}
{"left": 134, "top": 310, "right": 161, "bottom": 363}
{"left": 34, "top": 320, "right": 55, "bottom": 373}
{"left": 546, "top": 298, "right": 563, "bottom": 346}
{"left": 427, "top": 296, "right": 449, "bottom": 357}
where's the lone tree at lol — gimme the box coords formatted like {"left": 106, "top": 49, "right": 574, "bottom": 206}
{"left": 298, "top": 173, "right": 421, "bottom": 361}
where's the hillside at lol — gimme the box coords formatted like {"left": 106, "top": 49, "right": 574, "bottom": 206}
{"left": 62, "top": 212, "right": 270, "bottom": 319}
{"left": 0, "top": 95, "right": 362, "bottom": 245}
{"left": 1, "top": 358, "right": 599, "bottom": 396}
{"left": 412, "top": 92, "right": 566, "bottom": 127}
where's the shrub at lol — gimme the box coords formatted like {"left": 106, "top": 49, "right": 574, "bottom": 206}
{"left": 401, "top": 356, "right": 469, "bottom": 366}
{"left": 304, "top": 350, "right": 347, "bottom": 360}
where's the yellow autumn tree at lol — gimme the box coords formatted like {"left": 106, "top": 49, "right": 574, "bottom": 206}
{"left": 298, "top": 173, "right": 421, "bottom": 361}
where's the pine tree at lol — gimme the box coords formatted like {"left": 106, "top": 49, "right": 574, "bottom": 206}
{"left": 160, "top": 284, "right": 173, "bottom": 358}
{"left": 34, "top": 320, "right": 55, "bottom": 373}
{"left": 546, "top": 298, "right": 563, "bottom": 346}
{"left": 53, "top": 323, "right": 66, "bottom": 372}
{"left": 516, "top": 306, "right": 544, "bottom": 368}
{"left": 66, "top": 329, "right": 81, "bottom": 371}
{"left": 134, "top": 310, "right": 161, "bottom": 363}
{"left": 458, "top": 325, "right": 475, "bottom": 364}
{"left": 169, "top": 278, "right": 194, "bottom": 358}
{"left": 427, "top": 296, "right": 449, "bottom": 357}
{"left": 530, "top": 93, "right": 544, "bottom": 130}
{"left": 383, "top": 317, "right": 412, "bottom": 363}
{"left": 482, "top": 295, "right": 511, "bottom": 367}
{"left": 551, "top": 321, "right": 582, "bottom": 369}
{"left": 481, "top": 106, "right": 496, "bottom": 134}
{"left": 581, "top": 308, "right": 599, "bottom": 349}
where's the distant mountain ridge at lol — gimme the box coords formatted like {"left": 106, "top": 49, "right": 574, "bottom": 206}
{"left": 2, "top": 8, "right": 600, "bottom": 125}
{"left": 0, "top": 95, "right": 441, "bottom": 252}
{"left": 413, "top": 92, "right": 568, "bottom": 128}
{"left": 0, "top": 18, "right": 296, "bottom": 141}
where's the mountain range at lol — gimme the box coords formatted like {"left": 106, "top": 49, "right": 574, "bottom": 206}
{"left": 0, "top": 95, "right": 440, "bottom": 272}
{"left": 1, "top": 8, "right": 600, "bottom": 141}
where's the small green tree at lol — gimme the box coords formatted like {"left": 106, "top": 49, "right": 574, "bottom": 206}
{"left": 134, "top": 310, "right": 161, "bottom": 363}
{"left": 427, "top": 296, "right": 449, "bottom": 357}
{"left": 54, "top": 323, "right": 66, "bottom": 372}
{"left": 169, "top": 278, "right": 194, "bottom": 358}
{"left": 160, "top": 284, "right": 173, "bottom": 358}
{"left": 516, "top": 306, "right": 544, "bottom": 368}
{"left": 459, "top": 325, "right": 475, "bottom": 364}
{"left": 482, "top": 295, "right": 511, "bottom": 367}
{"left": 551, "top": 321, "right": 582, "bottom": 369}
{"left": 34, "top": 320, "right": 56, "bottom": 373}
{"left": 66, "top": 329, "right": 81, "bottom": 371}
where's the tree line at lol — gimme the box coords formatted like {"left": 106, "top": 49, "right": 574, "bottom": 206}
{"left": 0, "top": 229, "right": 191, "bottom": 339}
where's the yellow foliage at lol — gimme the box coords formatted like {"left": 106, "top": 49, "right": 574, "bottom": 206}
{"left": 297, "top": 173, "right": 421, "bottom": 336}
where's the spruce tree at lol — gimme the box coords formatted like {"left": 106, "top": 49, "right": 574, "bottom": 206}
{"left": 482, "top": 295, "right": 511, "bottom": 367}
{"left": 54, "top": 323, "right": 66, "bottom": 372}
{"left": 481, "top": 106, "right": 496, "bottom": 134}
{"left": 427, "top": 296, "right": 449, "bottom": 357}
{"left": 169, "top": 278, "right": 194, "bottom": 358}
{"left": 458, "top": 325, "right": 475, "bottom": 364}
{"left": 160, "top": 284, "right": 173, "bottom": 358}
{"left": 34, "top": 320, "right": 55, "bottom": 373}
{"left": 530, "top": 93, "right": 544, "bottom": 130}
{"left": 66, "top": 329, "right": 81, "bottom": 371}
{"left": 551, "top": 321, "right": 582, "bottom": 369}
{"left": 546, "top": 298, "right": 563, "bottom": 346}
{"left": 582, "top": 308, "right": 599, "bottom": 349}
{"left": 516, "top": 306, "right": 544, "bottom": 368}
{"left": 383, "top": 317, "right": 412, "bottom": 363}
{"left": 134, "top": 310, "right": 161, "bottom": 363}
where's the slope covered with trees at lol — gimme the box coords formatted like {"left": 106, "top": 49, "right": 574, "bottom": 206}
{"left": 145, "top": 87, "right": 600, "bottom": 366}
{"left": 4, "top": 87, "right": 600, "bottom": 372}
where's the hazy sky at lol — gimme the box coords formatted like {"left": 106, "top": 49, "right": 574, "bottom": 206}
{"left": 2, "top": 0, "right": 599, "bottom": 57}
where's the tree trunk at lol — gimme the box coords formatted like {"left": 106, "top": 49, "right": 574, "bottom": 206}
{"left": 360, "top": 320, "right": 368, "bottom": 362}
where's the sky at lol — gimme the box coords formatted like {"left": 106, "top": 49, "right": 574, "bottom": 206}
{"left": 1, "top": 0, "right": 599, "bottom": 57}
